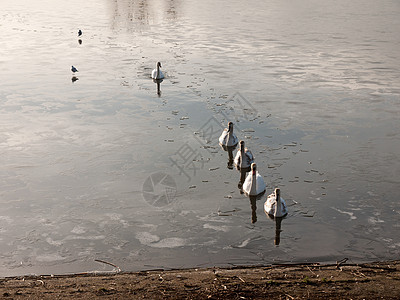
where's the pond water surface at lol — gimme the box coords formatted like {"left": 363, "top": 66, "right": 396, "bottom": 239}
{"left": 0, "top": 0, "right": 399, "bottom": 276}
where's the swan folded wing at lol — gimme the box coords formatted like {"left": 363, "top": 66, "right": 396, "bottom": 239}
{"left": 151, "top": 69, "right": 164, "bottom": 79}
{"left": 219, "top": 129, "right": 230, "bottom": 145}
{"left": 244, "top": 150, "right": 254, "bottom": 165}
{"left": 234, "top": 151, "right": 241, "bottom": 166}
{"left": 255, "top": 174, "right": 266, "bottom": 193}
{"left": 264, "top": 199, "right": 275, "bottom": 215}
{"left": 281, "top": 198, "right": 288, "bottom": 215}
{"left": 230, "top": 134, "right": 238, "bottom": 147}
{"left": 218, "top": 129, "right": 227, "bottom": 145}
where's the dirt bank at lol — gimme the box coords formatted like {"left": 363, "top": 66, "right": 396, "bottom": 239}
{"left": 1, "top": 260, "right": 399, "bottom": 299}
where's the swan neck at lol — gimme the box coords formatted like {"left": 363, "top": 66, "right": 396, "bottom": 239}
{"left": 250, "top": 171, "right": 257, "bottom": 194}
{"left": 275, "top": 193, "right": 280, "bottom": 216}
{"left": 227, "top": 128, "right": 233, "bottom": 145}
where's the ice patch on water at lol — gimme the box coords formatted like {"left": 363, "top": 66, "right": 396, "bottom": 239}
{"left": 368, "top": 216, "right": 385, "bottom": 224}
{"left": 151, "top": 238, "right": 186, "bottom": 248}
{"left": 71, "top": 225, "right": 86, "bottom": 234}
{"left": 136, "top": 232, "right": 160, "bottom": 244}
{"left": 237, "top": 238, "right": 251, "bottom": 248}
{"left": 331, "top": 207, "right": 357, "bottom": 220}
{"left": 46, "top": 237, "right": 62, "bottom": 246}
{"left": 0, "top": 216, "right": 13, "bottom": 224}
{"left": 136, "top": 232, "right": 186, "bottom": 248}
{"left": 65, "top": 235, "right": 105, "bottom": 240}
{"left": 199, "top": 215, "right": 232, "bottom": 223}
{"left": 105, "top": 213, "right": 123, "bottom": 221}
{"left": 36, "top": 253, "right": 65, "bottom": 262}
{"left": 203, "top": 223, "right": 230, "bottom": 232}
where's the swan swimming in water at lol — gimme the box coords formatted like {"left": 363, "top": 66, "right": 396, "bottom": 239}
{"left": 219, "top": 122, "right": 238, "bottom": 148}
{"left": 234, "top": 140, "right": 254, "bottom": 170}
{"left": 71, "top": 66, "right": 78, "bottom": 73}
{"left": 242, "top": 163, "right": 266, "bottom": 197}
{"left": 264, "top": 188, "right": 288, "bottom": 218}
{"left": 151, "top": 62, "right": 164, "bottom": 80}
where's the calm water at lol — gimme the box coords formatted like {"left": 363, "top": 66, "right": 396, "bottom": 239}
{"left": 0, "top": 0, "right": 399, "bottom": 276}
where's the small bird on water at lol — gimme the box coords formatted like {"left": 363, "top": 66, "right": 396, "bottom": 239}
{"left": 71, "top": 66, "right": 78, "bottom": 73}
{"left": 78, "top": 29, "right": 82, "bottom": 37}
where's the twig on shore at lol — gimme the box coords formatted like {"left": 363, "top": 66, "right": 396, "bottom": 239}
{"left": 94, "top": 259, "right": 121, "bottom": 273}
{"left": 37, "top": 280, "right": 44, "bottom": 286}
{"left": 336, "top": 258, "right": 348, "bottom": 270}
{"left": 307, "top": 266, "right": 316, "bottom": 276}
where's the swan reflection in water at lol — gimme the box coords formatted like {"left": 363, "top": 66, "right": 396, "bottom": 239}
{"left": 71, "top": 76, "right": 79, "bottom": 83}
{"left": 219, "top": 122, "right": 238, "bottom": 169}
{"left": 272, "top": 216, "right": 284, "bottom": 245}
{"left": 264, "top": 188, "right": 288, "bottom": 246}
{"left": 220, "top": 144, "right": 236, "bottom": 169}
{"left": 249, "top": 195, "right": 258, "bottom": 224}
{"left": 153, "top": 78, "right": 163, "bottom": 97}
{"left": 247, "top": 187, "right": 268, "bottom": 224}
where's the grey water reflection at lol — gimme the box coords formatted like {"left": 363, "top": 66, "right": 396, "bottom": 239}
{"left": 220, "top": 145, "right": 235, "bottom": 170}
{"left": 249, "top": 196, "right": 257, "bottom": 224}
{"left": 273, "top": 217, "right": 284, "bottom": 246}
{"left": 109, "top": 0, "right": 181, "bottom": 29}
{"left": 153, "top": 78, "right": 163, "bottom": 97}
{"left": 0, "top": 0, "right": 399, "bottom": 277}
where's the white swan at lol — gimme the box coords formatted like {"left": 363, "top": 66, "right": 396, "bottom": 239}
{"left": 264, "top": 188, "right": 288, "bottom": 218}
{"left": 234, "top": 140, "right": 254, "bottom": 170}
{"left": 242, "top": 163, "right": 266, "bottom": 196}
{"left": 151, "top": 62, "right": 164, "bottom": 80}
{"left": 219, "top": 122, "right": 238, "bottom": 148}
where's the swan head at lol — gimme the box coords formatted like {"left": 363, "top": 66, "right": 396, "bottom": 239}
{"left": 157, "top": 62, "right": 162, "bottom": 68}
{"left": 251, "top": 162, "right": 257, "bottom": 175}
{"left": 227, "top": 122, "right": 233, "bottom": 132}
{"left": 239, "top": 140, "right": 245, "bottom": 151}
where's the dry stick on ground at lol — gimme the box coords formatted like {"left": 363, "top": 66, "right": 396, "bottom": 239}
{"left": 271, "top": 261, "right": 397, "bottom": 272}
{"left": 307, "top": 266, "right": 316, "bottom": 276}
{"left": 285, "top": 293, "right": 295, "bottom": 300}
{"left": 94, "top": 259, "right": 121, "bottom": 272}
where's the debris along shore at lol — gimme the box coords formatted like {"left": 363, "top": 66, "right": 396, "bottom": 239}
{"left": 1, "top": 260, "right": 399, "bottom": 299}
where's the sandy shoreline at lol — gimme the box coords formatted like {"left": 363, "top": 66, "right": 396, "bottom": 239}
{"left": 1, "top": 260, "right": 399, "bottom": 299}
